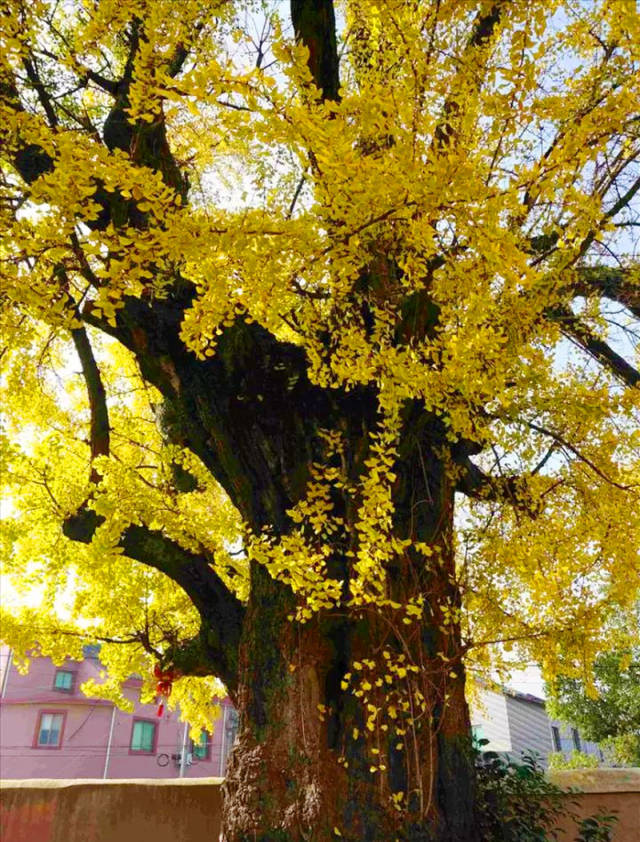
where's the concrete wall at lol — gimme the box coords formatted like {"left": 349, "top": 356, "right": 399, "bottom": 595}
{"left": 548, "top": 768, "right": 640, "bottom": 842}
{"left": 1, "top": 771, "right": 638, "bottom": 842}
{"left": 0, "top": 779, "right": 223, "bottom": 842}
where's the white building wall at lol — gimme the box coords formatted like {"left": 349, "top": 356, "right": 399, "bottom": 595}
{"left": 470, "top": 686, "right": 604, "bottom": 769}
{"left": 505, "top": 694, "right": 553, "bottom": 763}
{"left": 470, "top": 687, "right": 512, "bottom": 752}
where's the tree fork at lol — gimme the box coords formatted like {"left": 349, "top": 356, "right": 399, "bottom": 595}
{"left": 68, "top": 286, "right": 482, "bottom": 840}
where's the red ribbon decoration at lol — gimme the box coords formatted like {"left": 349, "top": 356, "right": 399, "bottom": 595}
{"left": 154, "top": 664, "right": 175, "bottom": 717}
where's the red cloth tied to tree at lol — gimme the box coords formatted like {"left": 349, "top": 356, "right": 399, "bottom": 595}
{"left": 154, "top": 664, "right": 175, "bottom": 717}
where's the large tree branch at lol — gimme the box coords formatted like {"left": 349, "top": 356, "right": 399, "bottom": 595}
{"left": 4, "top": 24, "right": 187, "bottom": 233}
{"left": 67, "top": 295, "right": 245, "bottom": 690}
{"left": 431, "top": 3, "right": 502, "bottom": 152}
{"left": 36, "top": 44, "right": 119, "bottom": 95}
{"left": 2, "top": 70, "right": 108, "bottom": 228}
{"left": 70, "top": 323, "right": 110, "bottom": 483}
{"left": 0, "top": 74, "right": 54, "bottom": 184}
{"left": 529, "top": 172, "right": 640, "bottom": 267}
{"left": 291, "top": 0, "right": 340, "bottom": 102}
{"left": 548, "top": 304, "right": 640, "bottom": 388}
{"left": 22, "top": 56, "right": 59, "bottom": 128}
{"left": 454, "top": 455, "right": 542, "bottom": 516}
{"left": 517, "top": 255, "right": 639, "bottom": 384}
{"left": 572, "top": 174, "right": 640, "bottom": 262}
{"left": 603, "top": 173, "right": 640, "bottom": 224}
{"left": 63, "top": 511, "right": 244, "bottom": 691}
{"left": 120, "top": 525, "right": 244, "bottom": 690}
{"left": 573, "top": 266, "right": 640, "bottom": 320}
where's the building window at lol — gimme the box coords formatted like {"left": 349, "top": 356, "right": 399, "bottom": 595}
{"left": 130, "top": 719, "right": 157, "bottom": 754}
{"left": 191, "top": 731, "right": 210, "bottom": 761}
{"left": 571, "top": 728, "right": 581, "bottom": 751}
{"left": 35, "top": 712, "right": 65, "bottom": 748}
{"left": 471, "top": 724, "right": 485, "bottom": 748}
{"left": 53, "top": 669, "right": 74, "bottom": 692}
{"left": 551, "top": 726, "right": 562, "bottom": 752}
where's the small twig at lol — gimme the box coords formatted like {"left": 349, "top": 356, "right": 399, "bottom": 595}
{"left": 286, "top": 174, "right": 306, "bottom": 219}
{"left": 525, "top": 419, "right": 636, "bottom": 491}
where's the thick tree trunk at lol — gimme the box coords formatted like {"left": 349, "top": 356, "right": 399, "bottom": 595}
{"left": 72, "top": 292, "right": 480, "bottom": 840}
{"left": 222, "top": 573, "right": 477, "bottom": 842}
{"left": 222, "top": 427, "right": 479, "bottom": 842}
{"left": 75, "top": 298, "right": 479, "bottom": 841}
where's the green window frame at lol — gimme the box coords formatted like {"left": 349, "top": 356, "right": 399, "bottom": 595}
{"left": 192, "top": 731, "right": 210, "bottom": 760}
{"left": 53, "top": 670, "right": 74, "bottom": 692}
{"left": 471, "top": 724, "right": 485, "bottom": 748}
{"left": 130, "top": 719, "right": 156, "bottom": 753}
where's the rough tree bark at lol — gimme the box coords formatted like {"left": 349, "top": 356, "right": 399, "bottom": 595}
{"left": 218, "top": 407, "right": 479, "bottom": 842}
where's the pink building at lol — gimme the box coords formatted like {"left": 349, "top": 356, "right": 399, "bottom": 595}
{"left": 0, "top": 646, "right": 237, "bottom": 780}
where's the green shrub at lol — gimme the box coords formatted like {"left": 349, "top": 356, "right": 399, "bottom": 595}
{"left": 475, "top": 748, "right": 616, "bottom": 842}
{"left": 548, "top": 750, "right": 600, "bottom": 770}
{"left": 574, "top": 813, "right": 618, "bottom": 842}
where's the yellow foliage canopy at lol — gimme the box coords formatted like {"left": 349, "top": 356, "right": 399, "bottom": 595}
{"left": 0, "top": 0, "right": 639, "bottom": 729}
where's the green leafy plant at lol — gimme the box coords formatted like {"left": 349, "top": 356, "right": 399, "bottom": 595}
{"left": 548, "top": 750, "right": 600, "bottom": 770}
{"left": 547, "top": 650, "right": 640, "bottom": 767}
{"left": 475, "top": 747, "right": 617, "bottom": 842}
{"left": 574, "top": 813, "right": 617, "bottom": 842}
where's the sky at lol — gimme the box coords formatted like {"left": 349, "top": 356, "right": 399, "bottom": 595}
{"left": 508, "top": 665, "right": 546, "bottom": 698}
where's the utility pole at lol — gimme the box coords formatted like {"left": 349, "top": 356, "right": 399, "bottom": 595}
{"left": 102, "top": 706, "right": 116, "bottom": 779}
{"left": 179, "top": 719, "right": 189, "bottom": 777}
{"left": 1, "top": 648, "right": 12, "bottom": 698}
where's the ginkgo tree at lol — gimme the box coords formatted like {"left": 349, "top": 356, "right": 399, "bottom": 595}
{"left": 1, "top": 0, "right": 639, "bottom": 839}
